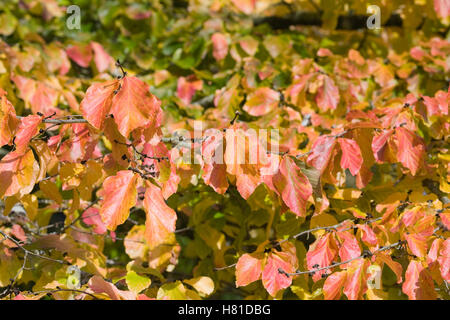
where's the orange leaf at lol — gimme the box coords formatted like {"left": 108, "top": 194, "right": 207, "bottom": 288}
{"left": 262, "top": 251, "right": 296, "bottom": 297}
{"left": 0, "top": 148, "right": 39, "bottom": 198}
{"left": 337, "top": 138, "right": 363, "bottom": 176}
{"left": 306, "top": 233, "right": 338, "bottom": 282}
{"left": 143, "top": 183, "right": 177, "bottom": 249}
{"left": 343, "top": 258, "right": 369, "bottom": 300}
{"left": 99, "top": 170, "right": 137, "bottom": 230}
{"left": 402, "top": 260, "right": 437, "bottom": 300}
{"left": 395, "top": 127, "right": 425, "bottom": 176}
{"left": 323, "top": 271, "right": 347, "bottom": 300}
{"left": 0, "top": 89, "right": 19, "bottom": 147}
{"left": 235, "top": 253, "right": 264, "bottom": 287}
{"left": 272, "top": 156, "right": 313, "bottom": 217}
{"left": 243, "top": 87, "right": 280, "bottom": 117}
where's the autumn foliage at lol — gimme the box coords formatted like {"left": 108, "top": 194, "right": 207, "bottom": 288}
{"left": 0, "top": 0, "right": 449, "bottom": 300}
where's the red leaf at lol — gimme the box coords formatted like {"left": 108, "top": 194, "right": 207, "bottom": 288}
{"left": 177, "top": 76, "right": 203, "bottom": 105}
{"left": 336, "top": 230, "right": 361, "bottom": 266}
{"left": 211, "top": 33, "right": 228, "bottom": 61}
{"left": 201, "top": 131, "right": 228, "bottom": 194}
{"left": 272, "top": 156, "right": 313, "bottom": 217}
{"left": 80, "top": 79, "right": 119, "bottom": 130}
{"left": 306, "top": 233, "right": 338, "bottom": 281}
{"left": 405, "top": 233, "right": 428, "bottom": 258}
{"left": 395, "top": 127, "right": 425, "bottom": 176}
{"left": 0, "top": 148, "right": 39, "bottom": 198}
{"left": 337, "top": 138, "right": 363, "bottom": 176}
{"left": 81, "top": 76, "right": 162, "bottom": 137}
{"left": 0, "top": 89, "right": 19, "bottom": 147}
{"left": 371, "top": 129, "right": 394, "bottom": 163}
{"left": 99, "top": 170, "right": 138, "bottom": 230}
{"left": 438, "top": 238, "right": 449, "bottom": 282}
{"left": 343, "top": 258, "right": 369, "bottom": 300}
{"left": 323, "top": 271, "right": 347, "bottom": 300}
{"left": 358, "top": 224, "right": 378, "bottom": 246}
{"left": 82, "top": 207, "right": 107, "bottom": 234}
{"left": 402, "top": 260, "right": 437, "bottom": 300}
{"left": 66, "top": 43, "right": 93, "bottom": 68}
{"left": 243, "top": 87, "right": 280, "bottom": 116}
{"left": 235, "top": 253, "right": 264, "bottom": 287}
{"left": 316, "top": 75, "right": 339, "bottom": 112}
{"left": 111, "top": 76, "right": 162, "bottom": 137}
{"left": 262, "top": 251, "right": 295, "bottom": 297}
{"left": 90, "top": 41, "right": 113, "bottom": 73}
{"left": 143, "top": 183, "right": 177, "bottom": 249}
{"left": 307, "top": 135, "right": 336, "bottom": 173}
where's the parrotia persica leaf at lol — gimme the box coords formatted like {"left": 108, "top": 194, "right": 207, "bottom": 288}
{"left": 243, "top": 87, "right": 280, "bottom": 116}
{"left": 235, "top": 253, "right": 264, "bottom": 287}
{"left": 395, "top": 127, "right": 425, "bottom": 176}
{"left": 99, "top": 170, "right": 138, "bottom": 230}
{"left": 323, "top": 271, "right": 347, "bottom": 300}
{"left": 402, "top": 260, "right": 437, "bottom": 300}
{"left": 81, "top": 76, "right": 162, "bottom": 137}
{"left": 0, "top": 149, "right": 39, "bottom": 198}
{"left": 307, "top": 135, "right": 336, "bottom": 173}
{"left": 343, "top": 258, "right": 369, "bottom": 300}
{"left": 306, "top": 233, "right": 338, "bottom": 282}
{"left": 0, "top": 88, "right": 19, "bottom": 147}
{"left": 337, "top": 138, "right": 363, "bottom": 176}
{"left": 262, "top": 250, "right": 298, "bottom": 297}
{"left": 143, "top": 183, "right": 177, "bottom": 249}
{"left": 271, "top": 156, "right": 313, "bottom": 217}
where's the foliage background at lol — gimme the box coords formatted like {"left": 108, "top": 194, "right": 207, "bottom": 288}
{"left": 0, "top": 0, "right": 449, "bottom": 300}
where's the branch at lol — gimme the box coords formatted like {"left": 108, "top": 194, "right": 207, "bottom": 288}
{"left": 283, "top": 240, "right": 405, "bottom": 277}
{"left": 253, "top": 11, "right": 403, "bottom": 30}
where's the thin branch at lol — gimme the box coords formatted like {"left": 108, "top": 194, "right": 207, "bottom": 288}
{"left": 283, "top": 240, "right": 405, "bottom": 277}
{"left": 0, "top": 229, "right": 66, "bottom": 264}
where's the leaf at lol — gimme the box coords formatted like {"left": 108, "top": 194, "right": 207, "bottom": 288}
{"left": 99, "top": 170, "right": 138, "bottom": 230}
{"left": 402, "top": 260, "right": 437, "bottom": 300}
{"left": 306, "top": 233, "right": 338, "bottom": 282}
{"left": 243, "top": 87, "right": 280, "bottom": 116}
{"left": 184, "top": 276, "right": 214, "bottom": 297}
{"left": 262, "top": 251, "right": 296, "bottom": 297}
{"left": 337, "top": 138, "right": 363, "bottom": 176}
{"left": 405, "top": 233, "right": 428, "bottom": 258}
{"left": 0, "top": 149, "right": 39, "bottom": 198}
{"left": 235, "top": 253, "right": 264, "bottom": 287}
{"left": 307, "top": 135, "right": 336, "bottom": 173}
{"left": 88, "top": 275, "right": 136, "bottom": 300}
{"left": 126, "top": 271, "right": 151, "bottom": 294}
{"left": 66, "top": 43, "right": 93, "bottom": 68}
{"left": 82, "top": 207, "right": 107, "bottom": 235}
{"left": 272, "top": 156, "right": 313, "bottom": 217}
{"left": 437, "top": 238, "right": 449, "bottom": 282}
{"left": 0, "top": 89, "right": 19, "bottom": 147}
{"left": 316, "top": 75, "right": 339, "bottom": 112}
{"left": 81, "top": 76, "right": 162, "bottom": 137}
{"left": 323, "top": 271, "right": 347, "bottom": 300}
{"left": 201, "top": 131, "right": 228, "bottom": 194}
{"left": 211, "top": 33, "right": 228, "bottom": 61}
{"left": 343, "top": 258, "right": 369, "bottom": 300}
{"left": 395, "top": 127, "right": 425, "bottom": 176}
{"left": 80, "top": 79, "right": 119, "bottom": 130}
{"left": 176, "top": 76, "right": 203, "bottom": 105}
{"left": 143, "top": 183, "right": 177, "bottom": 249}
{"left": 336, "top": 230, "right": 361, "bottom": 266}
{"left": 90, "top": 41, "right": 113, "bottom": 73}
{"left": 124, "top": 225, "right": 147, "bottom": 260}
{"left": 376, "top": 253, "right": 403, "bottom": 284}
{"left": 371, "top": 129, "right": 394, "bottom": 163}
